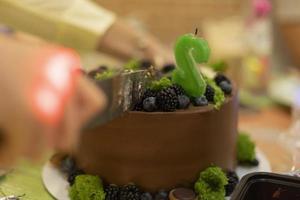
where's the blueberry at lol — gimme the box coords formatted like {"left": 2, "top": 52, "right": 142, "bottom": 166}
{"left": 214, "top": 73, "right": 231, "bottom": 85}
{"left": 60, "top": 157, "right": 76, "bottom": 174}
{"left": 219, "top": 81, "right": 232, "bottom": 95}
{"left": 178, "top": 95, "right": 190, "bottom": 109}
{"left": 143, "top": 97, "right": 157, "bottom": 112}
{"left": 141, "top": 192, "right": 153, "bottom": 200}
{"left": 193, "top": 96, "right": 208, "bottom": 106}
{"left": 155, "top": 190, "right": 168, "bottom": 200}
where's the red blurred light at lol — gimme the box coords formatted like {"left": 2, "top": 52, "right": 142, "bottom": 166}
{"left": 32, "top": 84, "right": 63, "bottom": 125}
{"left": 30, "top": 47, "right": 81, "bottom": 126}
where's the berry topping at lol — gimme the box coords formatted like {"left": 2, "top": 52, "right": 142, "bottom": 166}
{"left": 178, "top": 95, "right": 190, "bottom": 109}
{"left": 141, "top": 192, "right": 153, "bottom": 200}
{"left": 193, "top": 96, "right": 208, "bottom": 107}
{"left": 219, "top": 81, "right": 232, "bottom": 95}
{"left": 204, "top": 85, "right": 215, "bottom": 102}
{"left": 133, "top": 100, "right": 144, "bottom": 111}
{"left": 170, "top": 84, "right": 186, "bottom": 96}
{"left": 154, "top": 190, "right": 168, "bottom": 200}
{"left": 214, "top": 74, "right": 231, "bottom": 85}
{"left": 120, "top": 184, "right": 142, "bottom": 200}
{"left": 225, "top": 171, "right": 239, "bottom": 196}
{"left": 157, "top": 87, "right": 179, "bottom": 112}
{"left": 143, "top": 89, "right": 158, "bottom": 99}
{"left": 60, "top": 156, "right": 76, "bottom": 174}
{"left": 105, "top": 184, "right": 120, "bottom": 200}
{"left": 143, "top": 97, "right": 157, "bottom": 112}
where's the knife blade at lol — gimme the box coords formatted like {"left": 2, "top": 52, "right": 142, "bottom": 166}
{"left": 84, "top": 69, "right": 152, "bottom": 129}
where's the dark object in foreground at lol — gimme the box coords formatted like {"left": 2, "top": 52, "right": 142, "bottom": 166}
{"left": 231, "top": 172, "right": 300, "bottom": 200}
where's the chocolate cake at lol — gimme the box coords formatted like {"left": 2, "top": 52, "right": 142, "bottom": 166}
{"left": 74, "top": 89, "right": 238, "bottom": 192}
{"left": 73, "top": 34, "right": 239, "bottom": 194}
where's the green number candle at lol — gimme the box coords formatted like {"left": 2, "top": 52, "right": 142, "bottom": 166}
{"left": 172, "top": 34, "right": 210, "bottom": 97}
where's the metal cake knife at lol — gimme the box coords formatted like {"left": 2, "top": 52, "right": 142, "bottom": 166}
{"left": 84, "top": 70, "right": 152, "bottom": 129}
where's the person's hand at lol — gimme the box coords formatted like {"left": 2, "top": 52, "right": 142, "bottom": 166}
{"left": 98, "top": 19, "right": 173, "bottom": 68}
{"left": 0, "top": 34, "right": 106, "bottom": 167}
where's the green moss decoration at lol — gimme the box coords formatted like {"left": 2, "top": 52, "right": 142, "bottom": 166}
{"left": 94, "top": 70, "right": 115, "bottom": 81}
{"left": 195, "top": 182, "right": 226, "bottom": 200}
{"left": 237, "top": 132, "right": 256, "bottom": 163}
{"left": 194, "top": 166, "right": 228, "bottom": 200}
{"left": 210, "top": 60, "right": 228, "bottom": 72}
{"left": 124, "top": 59, "right": 140, "bottom": 70}
{"left": 205, "top": 77, "right": 225, "bottom": 109}
{"left": 69, "top": 175, "right": 105, "bottom": 200}
{"left": 149, "top": 77, "right": 172, "bottom": 91}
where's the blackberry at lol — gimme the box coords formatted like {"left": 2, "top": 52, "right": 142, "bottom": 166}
{"left": 170, "top": 84, "right": 186, "bottom": 96}
{"left": 133, "top": 89, "right": 157, "bottom": 111}
{"left": 161, "top": 64, "right": 175, "bottom": 74}
{"left": 143, "top": 89, "right": 158, "bottom": 99}
{"left": 225, "top": 171, "right": 239, "bottom": 196}
{"left": 105, "top": 184, "right": 120, "bottom": 200}
{"left": 67, "top": 169, "right": 85, "bottom": 186}
{"left": 157, "top": 87, "right": 179, "bottom": 111}
{"left": 133, "top": 100, "right": 143, "bottom": 111}
{"left": 205, "top": 85, "right": 215, "bottom": 102}
{"left": 193, "top": 96, "right": 208, "bottom": 106}
{"left": 178, "top": 95, "right": 190, "bottom": 109}
{"left": 143, "top": 97, "right": 157, "bottom": 112}
{"left": 219, "top": 81, "right": 232, "bottom": 95}
{"left": 214, "top": 74, "right": 231, "bottom": 86}
{"left": 120, "top": 184, "right": 142, "bottom": 200}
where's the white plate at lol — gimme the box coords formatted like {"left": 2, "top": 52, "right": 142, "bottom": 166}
{"left": 42, "top": 149, "right": 271, "bottom": 200}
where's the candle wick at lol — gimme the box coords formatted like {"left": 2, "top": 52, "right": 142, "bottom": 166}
{"left": 194, "top": 28, "right": 198, "bottom": 36}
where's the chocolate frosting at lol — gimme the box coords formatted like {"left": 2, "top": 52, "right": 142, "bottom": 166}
{"left": 75, "top": 91, "right": 238, "bottom": 192}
